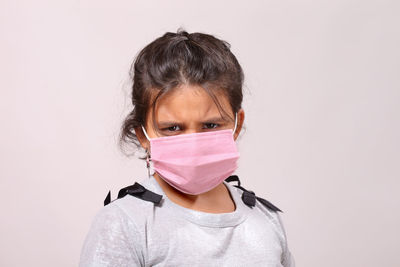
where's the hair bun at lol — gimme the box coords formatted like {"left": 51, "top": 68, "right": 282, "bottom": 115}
{"left": 177, "top": 28, "right": 190, "bottom": 40}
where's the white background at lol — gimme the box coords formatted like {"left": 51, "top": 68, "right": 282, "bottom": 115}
{"left": 1, "top": 0, "right": 399, "bottom": 266}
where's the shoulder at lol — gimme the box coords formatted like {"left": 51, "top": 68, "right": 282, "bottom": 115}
{"left": 79, "top": 178, "right": 162, "bottom": 266}
{"left": 102, "top": 177, "right": 163, "bottom": 227}
{"left": 111, "top": 193, "right": 154, "bottom": 227}
{"left": 225, "top": 180, "right": 286, "bottom": 236}
{"left": 87, "top": 198, "right": 147, "bottom": 241}
{"left": 85, "top": 179, "right": 160, "bottom": 248}
{"left": 79, "top": 200, "right": 147, "bottom": 266}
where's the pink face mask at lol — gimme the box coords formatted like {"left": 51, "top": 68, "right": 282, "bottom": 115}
{"left": 141, "top": 113, "right": 240, "bottom": 195}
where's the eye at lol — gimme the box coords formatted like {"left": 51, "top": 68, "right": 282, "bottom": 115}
{"left": 203, "top": 123, "right": 219, "bottom": 129}
{"left": 162, "top": 125, "right": 181, "bottom": 132}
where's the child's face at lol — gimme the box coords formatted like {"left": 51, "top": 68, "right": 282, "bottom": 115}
{"left": 136, "top": 84, "right": 244, "bottom": 150}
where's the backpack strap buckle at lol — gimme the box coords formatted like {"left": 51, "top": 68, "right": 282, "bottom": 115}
{"left": 224, "top": 175, "right": 283, "bottom": 213}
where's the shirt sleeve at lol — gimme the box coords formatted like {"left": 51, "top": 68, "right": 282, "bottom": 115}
{"left": 78, "top": 203, "right": 144, "bottom": 267}
{"left": 276, "top": 212, "right": 296, "bottom": 267}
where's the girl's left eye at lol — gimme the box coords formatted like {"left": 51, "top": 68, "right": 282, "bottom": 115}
{"left": 204, "top": 123, "right": 219, "bottom": 129}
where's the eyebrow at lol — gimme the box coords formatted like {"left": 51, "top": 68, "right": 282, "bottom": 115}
{"left": 158, "top": 117, "right": 228, "bottom": 128}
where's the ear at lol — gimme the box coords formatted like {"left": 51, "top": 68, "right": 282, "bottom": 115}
{"left": 134, "top": 126, "right": 150, "bottom": 151}
{"left": 233, "top": 108, "right": 245, "bottom": 141}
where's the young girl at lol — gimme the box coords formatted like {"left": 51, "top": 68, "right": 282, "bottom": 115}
{"left": 79, "top": 29, "right": 295, "bottom": 267}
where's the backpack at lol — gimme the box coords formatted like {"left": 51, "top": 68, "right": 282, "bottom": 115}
{"left": 103, "top": 175, "right": 282, "bottom": 213}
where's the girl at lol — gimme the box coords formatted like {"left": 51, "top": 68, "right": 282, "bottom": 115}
{"left": 79, "top": 29, "right": 295, "bottom": 267}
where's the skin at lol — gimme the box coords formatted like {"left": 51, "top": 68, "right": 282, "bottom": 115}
{"left": 135, "top": 84, "right": 245, "bottom": 214}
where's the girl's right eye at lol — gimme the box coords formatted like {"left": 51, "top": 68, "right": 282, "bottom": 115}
{"left": 163, "top": 126, "right": 181, "bottom": 132}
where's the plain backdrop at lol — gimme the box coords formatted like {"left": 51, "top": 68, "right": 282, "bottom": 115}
{"left": 1, "top": 0, "right": 399, "bottom": 266}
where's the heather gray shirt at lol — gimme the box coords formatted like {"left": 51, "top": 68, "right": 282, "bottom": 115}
{"left": 79, "top": 175, "right": 295, "bottom": 267}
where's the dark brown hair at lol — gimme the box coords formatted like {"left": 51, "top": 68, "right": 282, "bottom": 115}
{"left": 119, "top": 28, "right": 245, "bottom": 158}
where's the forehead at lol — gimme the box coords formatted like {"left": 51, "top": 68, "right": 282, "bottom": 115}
{"left": 149, "top": 84, "right": 232, "bottom": 122}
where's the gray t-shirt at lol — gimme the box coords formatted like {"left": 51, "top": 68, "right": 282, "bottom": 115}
{"left": 79, "top": 175, "right": 295, "bottom": 267}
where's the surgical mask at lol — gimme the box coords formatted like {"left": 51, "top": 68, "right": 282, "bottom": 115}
{"left": 141, "top": 113, "right": 240, "bottom": 195}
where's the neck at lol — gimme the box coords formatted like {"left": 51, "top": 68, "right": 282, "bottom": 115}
{"left": 152, "top": 172, "right": 236, "bottom": 213}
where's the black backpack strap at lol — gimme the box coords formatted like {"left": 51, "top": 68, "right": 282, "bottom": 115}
{"left": 225, "top": 175, "right": 283, "bottom": 213}
{"left": 104, "top": 182, "right": 163, "bottom": 206}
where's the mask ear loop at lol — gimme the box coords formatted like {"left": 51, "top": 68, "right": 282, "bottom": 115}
{"left": 141, "top": 125, "right": 152, "bottom": 178}
{"left": 232, "top": 112, "right": 238, "bottom": 136}
{"left": 145, "top": 148, "right": 152, "bottom": 178}
{"left": 141, "top": 125, "right": 151, "bottom": 141}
